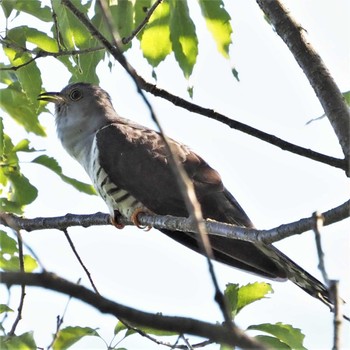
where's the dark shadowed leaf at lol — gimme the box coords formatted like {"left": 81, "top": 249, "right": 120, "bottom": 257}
{"left": 254, "top": 335, "right": 291, "bottom": 349}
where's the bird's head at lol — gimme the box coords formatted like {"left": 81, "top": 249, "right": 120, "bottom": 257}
{"left": 38, "top": 82, "right": 115, "bottom": 161}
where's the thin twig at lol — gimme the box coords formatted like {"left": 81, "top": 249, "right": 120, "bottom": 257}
{"left": 312, "top": 211, "right": 330, "bottom": 284}
{"left": 8, "top": 231, "right": 26, "bottom": 336}
{"left": 47, "top": 282, "right": 78, "bottom": 350}
{"left": 122, "top": 0, "right": 163, "bottom": 44}
{"left": 0, "top": 40, "right": 105, "bottom": 71}
{"left": 62, "top": 229, "right": 99, "bottom": 295}
{"left": 330, "top": 281, "right": 342, "bottom": 350}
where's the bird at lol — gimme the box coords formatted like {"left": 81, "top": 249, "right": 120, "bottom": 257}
{"left": 38, "top": 82, "right": 331, "bottom": 307}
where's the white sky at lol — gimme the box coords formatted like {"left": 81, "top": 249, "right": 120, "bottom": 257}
{"left": 0, "top": 1, "right": 349, "bottom": 349}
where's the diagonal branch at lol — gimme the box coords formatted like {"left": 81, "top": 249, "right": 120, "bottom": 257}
{"left": 0, "top": 271, "right": 267, "bottom": 350}
{"left": 256, "top": 0, "right": 350, "bottom": 167}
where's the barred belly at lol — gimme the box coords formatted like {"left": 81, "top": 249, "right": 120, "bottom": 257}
{"left": 89, "top": 142, "right": 147, "bottom": 219}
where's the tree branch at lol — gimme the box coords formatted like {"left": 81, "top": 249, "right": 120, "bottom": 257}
{"left": 256, "top": 0, "right": 350, "bottom": 168}
{"left": 1, "top": 199, "right": 348, "bottom": 245}
{"left": 0, "top": 271, "right": 267, "bottom": 350}
{"left": 122, "top": 0, "right": 163, "bottom": 45}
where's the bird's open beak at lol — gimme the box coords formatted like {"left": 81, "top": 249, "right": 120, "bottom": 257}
{"left": 37, "top": 92, "right": 65, "bottom": 104}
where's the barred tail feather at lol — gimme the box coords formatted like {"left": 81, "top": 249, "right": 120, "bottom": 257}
{"left": 266, "top": 245, "right": 332, "bottom": 308}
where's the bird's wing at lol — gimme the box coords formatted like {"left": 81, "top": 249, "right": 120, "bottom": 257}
{"left": 96, "top": 123, "right": 331, "bottom": 305}
{"left": 96, "top": 122, "right": 252, "bottom": 225}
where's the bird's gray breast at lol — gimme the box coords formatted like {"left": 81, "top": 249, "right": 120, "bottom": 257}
{"left": 89, "top": 136, "right": 148, "bottom": 219}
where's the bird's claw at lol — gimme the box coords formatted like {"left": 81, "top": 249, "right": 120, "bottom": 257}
{"left": 131, "top": 208, "right": 152, "bottom": 231}
{"left": 111, "top": 210, "right": 125, "bottom": 229}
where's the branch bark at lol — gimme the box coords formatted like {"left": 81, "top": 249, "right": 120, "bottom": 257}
{"left": 256, "top": 0, "right": 350, "bottom": 169}
{"left": 1, "top": 199, "right": 348, "bottom": 244}
{"left": 0, "top": 271, "right": 267, "bottom": 350}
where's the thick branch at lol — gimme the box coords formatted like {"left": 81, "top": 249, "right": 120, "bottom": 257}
{"left": 256, "top": 0, "right": 350, "bottom": 166}
{"left": 1, "top": 200, "right": 348, "bottom": 244}
{"left": 0, "top": 271, "right": 266, "bottom": 350}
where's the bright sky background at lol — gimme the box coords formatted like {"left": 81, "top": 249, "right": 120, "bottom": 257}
{"left": 0, "top": 1, "right": 349, "bottom": 349}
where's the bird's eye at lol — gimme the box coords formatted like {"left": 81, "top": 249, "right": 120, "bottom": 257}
{"left": 69, "top": 89, "right": 83, "bottom": 101}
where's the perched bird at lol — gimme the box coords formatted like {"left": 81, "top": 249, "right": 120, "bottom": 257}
{"left": 38, "top": 82, "right": 331, "bottom": 307}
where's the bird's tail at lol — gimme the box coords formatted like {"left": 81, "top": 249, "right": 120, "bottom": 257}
{"left": 262, "top": 244, "right": 333, "bottom": 308}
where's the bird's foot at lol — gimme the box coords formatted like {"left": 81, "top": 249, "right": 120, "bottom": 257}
{"left": 111, "top": 210, "right": 125, "bottom": 229}
{"left": 131, "top": 208, "right": 152, "bottom": 231}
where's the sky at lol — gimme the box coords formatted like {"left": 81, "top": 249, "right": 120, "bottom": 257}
{"left": 0, "top": 0, "right": 349, "bottom": 349}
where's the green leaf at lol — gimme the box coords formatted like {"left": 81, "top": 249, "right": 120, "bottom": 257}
{"left": 236, "top": 282, "right": 273, "bottom": 314}
{"left": 198, "top": 0, "right": 232, "bottom": 58}
{"left": 343, "top": 91, "right": 350, "bottom": 106}
{"left": 4, "top": 28, "right": 43, "bottom": 106}
{"left": 0, "top": 198, "right": 23, "bottom": 214}
{"left": 0, "top": 231, "right": 38, "bottom": 272}
{"left": 248, "top": 323, "right": 307, "bottom": 350}
{"left": 52, "top": 1, "right": 92, "bottom": 50}
{"left": 224, "top": 282, "right": 273, "bottom": 318}
{"left": 6, "top": 0, "right": 52, "bottom": 22}
{"left": 32, "top": 155, "right": 96, "bottom": 195}
{"left": 50, "top": 1, "right": 103, "bottom": 84}
{"left": 23, "top": 254, "right": 39, "bottom": 272}
{"left": 0, "top": 117, "right": 4, "bottom": 162}
{"left": 12, "top": 139, "right": 37, "bottom": 153}
{"left": 109, "top": 1, "right": 133, "bottom": 49}
{"left": 25, "top": 28, "right": 59, "bottom": 52}
{"left": 139, "top": 0, "right": 172, "bottom": 67}
{"left": 0, "top": 129, "right": 38, "bottom": 209}
{"left": 0, "top": 231, "right": 17, "bottom": 255}
{"left": 114, "top": 321, "right": 127, "bottom": 335}
{"left": 220, "top": 344, "right": 234, "bottom": 350}
{"left": 254, "top": 335, "right": 291, "bottom": 349}
{"left": 169, "top": 0, "right": 198, "bottom": 79}
{"left": 0, "top": 331, "right": 36, "bottom": 350}
{"left": 224, "top": 283, "right": 239, "bottom": 317}
{"left": 0, "top": 304, "right": 13, "bottom": 314}
{"left": 137, "top": 326, "right": 178, "bottom": 337}
{"left": 0, "top": 83, "right": 46, "bottom": 136}
{"left": 1, "top": 0, "right": 14, "bottom": 18}
{"left": 0, "top": 131, "right": 38, "bottom": 210}
{"left": 52, "top": 326, "right": 100, "bottom": 350}
{"left": 6, "top": 172, "right": 38, "bottom": 206}
{"left": 0, "top": 254, "right": 38, "bottom": 272}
